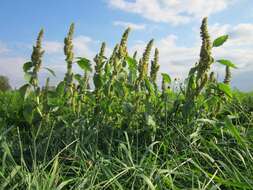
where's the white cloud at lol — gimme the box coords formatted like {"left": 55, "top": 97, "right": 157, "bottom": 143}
{"left": 128, "top": 22, "right": 253, "bottom": 90}
{"left": 73, "top": 35, "right": 97, "bottom": 58}
{"left": 0, "top": 35, "right": 99, "bottom": 88}
{"left": 108, "top": 0, "right": 233, "bottom": 25}
{"left": 113, "top": 21, "right": 146, "bottom": 30}
{"left": 0, "top": 56, "right": 26, "bottom": 88}
{"left": 44, "top": 41, "right": 63, "bottom": 54}
{"left": 43, "top": 35, "right": 97, "bottom": 58}
{"left": 0, "top": 42, "right": 9, "bottom": 54}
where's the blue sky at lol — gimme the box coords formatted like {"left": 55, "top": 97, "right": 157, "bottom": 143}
{"left": 0, "top": 0, "right": 253, "bottom": 91}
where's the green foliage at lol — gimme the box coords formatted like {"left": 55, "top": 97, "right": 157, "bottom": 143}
{"left": 217, "top": 59, "right": 237, "bottom": 68}
{"left": 213, "top": 35, "right": 229, "bottom": 47}
{"left": 0, "top": 17, "right": 252, "bottom": 190}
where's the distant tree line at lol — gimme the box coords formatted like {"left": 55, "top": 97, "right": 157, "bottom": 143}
{"left": 0, "top": 75, "right": 11, "bottom": 91}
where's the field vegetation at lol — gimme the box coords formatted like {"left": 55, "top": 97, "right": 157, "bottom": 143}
{"left": 0, "top": 17, "right": 253, "bottom": 189}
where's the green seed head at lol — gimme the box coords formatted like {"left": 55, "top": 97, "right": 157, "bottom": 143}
{"left": 30, "top": 29, "right": 45, "bottom": 87}
{"left": 64, "top": 23, "right": 75, "bottom": 89}
{"left": 94, "top": 42, "right": 106, "bottom": 74}
{"left": 141, "top": 39, "right": 154, "bottom": 78}
{"left": 224, "top": 66, "right": 231, "bottom": 84}
{"left": 150, "top": 48, "right": 160, "bottom": 83}
{"left": 119, "top": 27, "right": 131, "bottom": 58}
{"left": 31, "top": 29, "right": 44, "bottom": 68}
{"left": 64, "top": 23, "right": 75, "bottom": 63}
{"left": 198, "top": 17, "right": 213, "bottom": 77}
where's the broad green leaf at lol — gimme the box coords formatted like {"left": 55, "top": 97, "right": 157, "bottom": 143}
{"left": 217, "top": 59, "right": 237, "bottom": 69}
{"left": 161, "top": 73, "right": 171, "bottom": 84}
{"left": 74, "top": 74, "right": 82, "bottom": 82}
{"left": 93, "top": 74, "right": 103, "bottom": 89}
{"left": 19, "top": 84, "right": 31, "bottom": 100}
{"left": 24, "top": 72, "right": 32, "bottom": 82}
{"left": 56, "top": 81, "right": 65, "bottom": 96}
{"left": 23, "top": 61, "right": 33, "bottom": 72}
{"left": 126, "top": 56, "right": 137, "bottom": 71}
{"left": 76, "top": 57, "right": 92, "bottom": 72}
{"left": 213, "top": 35, "right": 229, "bottom": 47}
{"left": 33, "top": 108, "right": 43, "bottom": 123}
{"left": 218, "top": 83, "right": 232, "bottom": 98}
{"left": 44, "top": 67, "right": 56, "bottom": 77}
{"left": 144, "top": 78, "right": 154, "bottom": 96}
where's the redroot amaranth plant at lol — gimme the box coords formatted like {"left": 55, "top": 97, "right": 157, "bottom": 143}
{"left": 93, "top": 42, "right": 106, "bottom": 93}
{"left": 186, "top": 17, "right": 214, "bottom": 101}
{"left": 138, "top": 39, "right": 154, "bottom": 85}
{"left": 119, "top": 27, "right": 130, "bottom": 59}
{"left": 150, "top": 48, "right": 160, "bottom": 84}
{"left": 64, "top": 23, "right": 75, "bottom": 92}
{"left": 30, "top": 29, "right": 45, "bottom": 88}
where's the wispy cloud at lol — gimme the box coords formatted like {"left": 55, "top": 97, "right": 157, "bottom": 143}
{"left": 113, "top": 21, "right": 146, "bottom": 30}
{"left": 0, "top": 42, "right": 9, "bottom": 54}
{"left": 108, "top": 0, "right": 234, "bottom": 25}
{"left": 44, "top": 41, "right": 63, "bottom": 54}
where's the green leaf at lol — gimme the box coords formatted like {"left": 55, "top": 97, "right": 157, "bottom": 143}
{"left": 74, "top": 74, "right": 82, "bottom": 82}
{"left": 93, "top": 74, "right": 103, "bottom": 89}
{"left": 144, "top": 78, "right": 154, "bottom": 96}
{"left": 56, "top": 81, "right": 65, "bottom": 96}
{"left": 126, "top": 56, "right": 137, "bottom": 71}
{"left": 76, "top": 57, "right": 92, "bottom": 72}
{"left": 218, "top": 83, "right": 232, "bottom": 98}
{"left": 44, "top": 67, "right": 56, "bottom": 77}
{"left": 217, "top": 59, "right": 237, "bottom": 69}
{"left": 161, "top": 73, "right": 171, "bottom": 84}
{"left": 24, "top": 72, "right": 32, "bottom": 82}
{"left": 56, "top": 179, "right": 74, "bottom": 190}
{"left": 225, "top": 117, "right": 246, "bottom": 146}
{"left": 23, "top": 61, "right": 33, "bottom": 72}
{"left": 19, "top": 84, "right": 31, "bottom": 100}
{"left": 213, "top": 35, "right": 229, "bottom": 47}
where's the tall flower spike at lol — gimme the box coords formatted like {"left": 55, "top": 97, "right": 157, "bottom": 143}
{"left": 64, "top": 23, "right": 75, "bottom": 87}
{"left": 223, "top": 66, "right": 231, "bottom": 84}
{"left": 109, "top": 44, "right": 119, "bottom": 64}
{"left": 30, "top": 29, "right": 45, "bottom": 87}
{"left": 94, "top": 42, "right": 106, "bottom": 74}
{"left": 119, "top": 27, "right": 131, "bottom": 58}
{"left": 150, "top": 48, "right": 160, "bottom": 83}
{"left": 139, "top": 39, "right": 154, "bottom": 81}
{"left": 197, "top": 17, "right": 213, "bottom": 81}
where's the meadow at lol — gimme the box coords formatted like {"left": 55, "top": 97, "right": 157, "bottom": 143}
{"left": 0, "top": 17, "right": 253, "bottom": 189}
